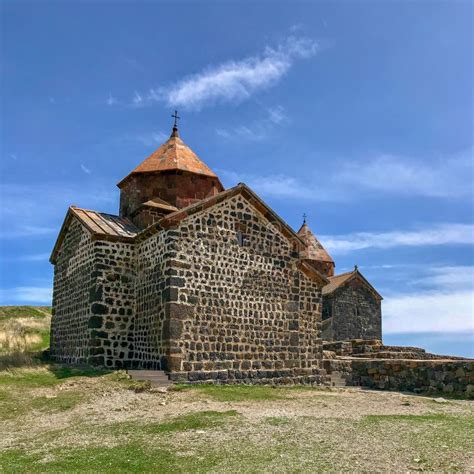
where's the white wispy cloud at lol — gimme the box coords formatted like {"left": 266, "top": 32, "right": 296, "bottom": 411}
{"left": 1, "top": 253, "right": 51, "bottom": 262}
{"left": 383, "top": 290, "right": 474, "bottom": 334}
{"left": 220, "top": 149, "right": 473, "bottom": 200}
{"left": 335, "top": 151, "right": 473, "bottom": 199}
{"left": 133, "top": 91, "right": 143, "bottom": 105}
{"left": 216, "top": 105, "right": 286, "bottom": 142}
{"left": 0, "top": 183, "right": 115, "bottom": 239}
{"left": 342, "top": 263, "right": 474, "bottom": 335}
{"left": 0, "top": 286, "right": 52, "bottom": 304}
{"left": 218, "top": 170, "right": 318, "bottom": 199}
{"left": 132, "top": 131, "right": 168, "bottom": 147}
{"left": 80, "top": 164, "right": 91, "bottom": 174}
{"left": 377, "top": 265, "right": 474, "bottom": 334}
{"left": 0, "top": 225, "right": 57, "bottom": 239}
{"left": 320, "top": 223, "right": 474, "bottom": 254}
{"left": 106, "top": 93, "right": 118, "bottom": 106}
{"left": 410, "top": 265, "right": 474, "bottom": 291}
{"left": 134, "top": 36, "right": 320, "bottom": 110}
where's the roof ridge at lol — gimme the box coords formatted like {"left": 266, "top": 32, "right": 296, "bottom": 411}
{"left": 117, "top": 133, "right": 222, "bottom": 188}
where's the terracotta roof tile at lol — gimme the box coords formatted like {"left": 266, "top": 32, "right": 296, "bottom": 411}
{"left": 322, "top": 269, "right": 383, "bottom": 300}
{"left": 297, "top": 223, "right": 334, "bottom": 263}
{"left": 322, "top": 271, "right": 353, "bottom": 295}
{"left": 118, "top": 131, "right": 221, "bottom": 187}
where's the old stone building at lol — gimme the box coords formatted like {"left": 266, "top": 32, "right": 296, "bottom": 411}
{"left": 295, "top": 221, "right": 382, "bottom": 342}
{"left": 49, "top": 122, "right": 383, "bottom": 383}
{"left": 321, "top": 267, "right": 382, "bottom": 341}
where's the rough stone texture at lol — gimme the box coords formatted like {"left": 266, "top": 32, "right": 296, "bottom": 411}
{"left": 88, "top": 240, "right": 135, "bottom": 368}
{"left": 119, "top": 171, "right": 221, "bottom": 224}
{"left": 51, "top": 193, "right": 326, "bottom": 383}
{"left": 351, "top": 359, "right": 474, "bottom": 397}
{"left": 133, "top": 230, "right": 173, "bottom": 369}
{"left": 130, "top": 206, "right": 167, "bottom": 229}
{"left": 50, "top": 219, "right": 95, "bottom": 364}
{"left": 322, "top": 280, "right": 382, "bottom": 341}
{"left": 51, "top": 218, "right": 136, "bottom": 368}
{"left": 158, "top": 194, "right": 325, "bottom": 382}
{"left": 322, "top": 339, "right": 467, "bottom": 360}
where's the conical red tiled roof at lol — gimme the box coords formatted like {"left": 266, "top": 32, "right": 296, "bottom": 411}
{"left": 118, "top": 128, "right": 221, "bottom": 187}
{"left": 297, "top": 222, "right": 334, "bottom": 263}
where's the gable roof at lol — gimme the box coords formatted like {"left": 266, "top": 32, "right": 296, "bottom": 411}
{"left": 322, "top": 268, "right": 383, "bottom": 300}
{"left": 117, "top": 129, "right": 223, "bottom": 189}
{"left": 50, "top": 183, "right": 329, "bottom": 289}
{"left": 297, "top": 222, "right": 334, "bottom": 263}
{"left": 50, "top": 207, "right": 139, "bottom": 264}
{"left": 156, "top": 183, "right": 306, "bottom": 247}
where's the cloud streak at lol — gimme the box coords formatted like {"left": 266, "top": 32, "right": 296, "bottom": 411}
{"left": 0, "top": 286, "right": 52, "bottom": 305}
{"left": 383, "top": 290, "right": 474, "bottom": 334}
{"left": 320, "top": 223, "right": 474, "bottom": 254}
{"left": 134, "top": 36, "right": 320, "bottom": 110}
{"left": 336, "top": 151, "right": 473, "bottom": 199}
{"left": 221, "top": 149, "right": 473, "bottom": 201}
{"left": 216, "top": 105, "right": 287, "bottom": 142}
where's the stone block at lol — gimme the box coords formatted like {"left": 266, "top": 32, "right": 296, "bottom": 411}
{"left": 88, "top": 316, "right": 103, "bottom": 329}
{"left": 91, "top": 303, "right": 108, "bottom": 315}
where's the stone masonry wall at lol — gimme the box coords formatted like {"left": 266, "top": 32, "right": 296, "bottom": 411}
{"left": 160, "top": 194, "right": 325, "bottom": 384}
{"left": 323, "top": 281, "right": 381, "bottom": 341}
{"left": 51, "top": 218, "right": 136, "bottom": 368}
{"left": 351, "top": 359, "right": 474, "bottom": 398}
{"left": 87, "top": 240, "right": 135, "bottom": 368}
{"left": 133, "top": 230, "right": 175, "bottom": 369}
{"left": 51, "top": 219, "right": 95, "bottom": 364}
{"left": 119, "top": 171, "right": 221, "bottom": 219}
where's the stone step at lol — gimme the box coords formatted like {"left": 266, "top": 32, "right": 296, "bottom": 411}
{"left": 350, "top": 351, "right": 420, "bottom": 359}
{"left": 127, "top": 370, "right": 172, "bottom": 387}
{"left": 327, "top": 371, "right": 347, "bottom": 388}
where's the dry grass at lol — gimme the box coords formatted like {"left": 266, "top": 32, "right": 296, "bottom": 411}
{"left": 0, "top": 306, "right": 51, "bottom": 369}
{"left": 0, "top": 367, "right": 473, "bottom": 473}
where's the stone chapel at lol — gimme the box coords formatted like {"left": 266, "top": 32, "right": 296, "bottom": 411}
{"left": 49, "top": 121, "right": 382, "bottom": 383}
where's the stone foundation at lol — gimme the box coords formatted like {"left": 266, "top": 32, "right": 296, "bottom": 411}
{"left": 169, "top": 367, "right": 328, "bottom": 385}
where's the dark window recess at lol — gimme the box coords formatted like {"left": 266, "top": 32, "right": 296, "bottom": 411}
{"left": 236, "top": 231, "right": 245, "bottom": 247}
{"left": 322, "top": 304, "right": 332, "bottom": 320}
{"left": 354, "top": 306, "right": 359, "bottom": 317}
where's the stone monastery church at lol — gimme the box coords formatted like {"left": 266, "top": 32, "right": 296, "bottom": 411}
{"left": 50, "top": 120, "right": 382, "bottom": 384}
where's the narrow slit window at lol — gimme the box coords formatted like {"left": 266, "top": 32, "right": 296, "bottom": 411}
{"left": 236, "top": 231, "right": 245, "bottom": 247}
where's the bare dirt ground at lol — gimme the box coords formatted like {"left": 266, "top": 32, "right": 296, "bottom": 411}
{"left": 1, "top": 368, "right": 473, "bottom": 473}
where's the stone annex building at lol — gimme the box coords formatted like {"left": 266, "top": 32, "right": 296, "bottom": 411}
{"left": 49, "top": 121, "right": 385, "bottom": 384}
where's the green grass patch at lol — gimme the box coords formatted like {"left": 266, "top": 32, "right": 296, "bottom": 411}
{"left": 0, "top": 390, "right": 85, "bottom": 420}
{"left": 0, "top": 306, "right": 51, "bottom": 320}
{"left": 266, "top": 416, "right": 290, "bottom": 426}
{"left": 362, "top": 413, "right": 471, "bottom": 425}
{"left": 172, "top": 384, "right": 301, "bottom": 402}
{"left": 110, "top": 410, "right": 239, "bottom": 437}
{"left": 0, "top": 443, "right": 215, "bottom": 474}
{"left": 0, "top": 366, "right": 109, "bottom": 389}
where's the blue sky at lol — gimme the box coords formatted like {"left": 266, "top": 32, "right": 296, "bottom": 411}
{"left": 1, "top": 1, "right": 473, "bottom": 356}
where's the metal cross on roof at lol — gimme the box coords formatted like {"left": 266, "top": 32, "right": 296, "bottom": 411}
{"left": 171, "top": 110, "right": 180, "bottom": 128}
{"left": 303, "top": 213, "right": 307, "bottom": 224}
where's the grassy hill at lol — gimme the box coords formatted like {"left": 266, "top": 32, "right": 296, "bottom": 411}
{"left": 0, "top": 306, "right": 51, "bottom": 368}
